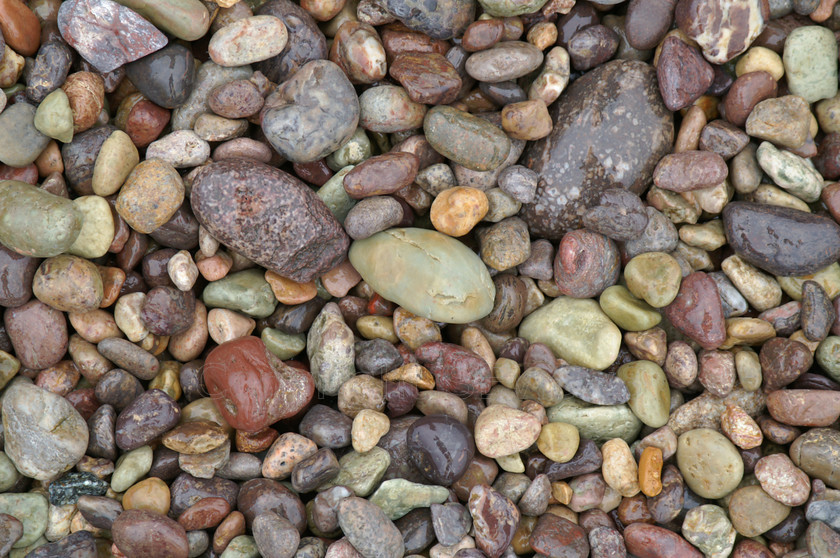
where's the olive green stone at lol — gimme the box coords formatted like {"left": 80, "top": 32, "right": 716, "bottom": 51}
{"left": 202, "top": 268, "right": 277, "bottom": 319}
{"left": 728, "top": 485, "right": 791, "bottom": 537}
{"left": 598, "top": 285, "right": 662, "bottom": 331}
{"left": 0, "top": 350, "right": 20, "bottom": 391}
{"left": 777, "top": 263, "right": 840, "bottom": 300}
{"left": 113, "top": 0, "right": 211, "bottom": 40}
{"left": 111, "top": 445, "right": 153, "bottom": 492}
{"left": 0, "top": 181, "right": 83, "bottom": 257}
{"left": 262, "top": 328, "right": 306, "bottom": 360}
{"left": 547, "top": 396, "right": 642, "bottom": 444}
{"left": 349, "top": 228, "right": 495, "bottom": 324}
{"left": 617, "top": 360, "right": 670, "bottom": 428}
{"left": 790, "top": 428, "right": 840, "bottom": 489}
{"left": 0, "top": 452, "right": 20, "bottom": 492}
{"left": 423, "top": 106, "right": 511, "bottom": 172}
{"left": 317, "top": 166, "right": 356, "bottom": 223}
{"left": 676, "top": 429, "right": 743, "bottom": 499}
{"left": 756, "top": 141, "right": 823, "bottom": 202}
{"left": 33, "top": 89, "right": 73, "bottom": 144}
{"left": 478, "top": 0, "right": 549, "bottom": 16}
{"left": 816, "top": 337, "right": 840, "bottom": 382}
{"left": 92, "top": 130, "right": 140, "bottom": 197}
{"left": 9, "top": 537, "right": 46, "bottom": 558}
{"left": 68, "top": 195, "right": 115, "bottom": 259}
{"left": 518, "top": 297, "right": 622, "bottom": 370}
{"left": 0, "top": 103, "right": 50, "bottom": 167}
{"left": 681, "top": 504, "right": 736, "bottom": 558}
{"left": 326, "top": 128, "right": 372, "bottom": 171}
{"left": 624, "top": 252, "right": 682, "bottom": 308}
{"left": 783, "top": 26, "right": 838, "bottom": 104}
{"left": 221, "top": 535, "right": 260, "bottom": 558}
{"left": 370, "top": 479, "right": 449, "bottom": 520}
{"left": 320, "top": 447, "right": 391, "bottom": 497}
{"left": 0, "top": 493, "right": 48, "bottom": 548}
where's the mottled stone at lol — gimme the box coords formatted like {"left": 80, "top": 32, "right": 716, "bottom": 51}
{"left": 337, "top": 497, "right": 404, "bottom": 558}
{"left": 675, "top": 0, "right": 768, "bottom": 64}
{"left": 469, "top": 485, "right": 518, "bottom": 558}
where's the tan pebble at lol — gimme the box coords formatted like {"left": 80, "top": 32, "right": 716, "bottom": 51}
{"left": 351, "top": 409, "right": 390, "bottom": 453}
{"left": 601, "top": 438, "right": 640, "bottom": 498}
{"left": 494, "top": 358, "right": 520, "bottom": 389}
{"left": 722, "top": 255, "right": 782, "bottom": 312}
{"left": 461, "top": 326, "right": 496, "bottom": 370}
{"left": 501, "top": 99, "right": 552, "bottom": 141}
{"left": 196, "top": 251, "right": 234, "bottom": 281}
{"left": 735, "top": 46, "right": 784, "bottom": 80}
{"left": 430, "top": 187, "right": 489, "bottom": 237}
{"left": 528, "top": 46, "right": 569, "bottom": 106}
{"left": 382, "top": 363, "right": 435, "bottom": 389}
{"left": 149, "top": 361, "right": 182, "bottom": 401}
{"left": 114, "top": 292, "right": 149, "bottom": 342}
{"left": 46, "top": 503, "right": 74, "bottom": 541}
{"left": 169, "top": 301, "right": 209, "bottom": 362}
{"left": 551, "top": 482, "right": 572, "bottom": 505}
{"left": 496, "top": 452, "right": 525, "bottom": 473}
{"left": 721, "top": 404, "right": 763, "bottom": 449}
{"left": 199, "top": 225, "right": 220, "bottom": 258}
{"left": 320, "top": 259, "right": 362, "bottom": 298}
{"left": 92, "top": 130, "right": 139, "bottom": 196}
{"left": 122, "top": 477, "right": 171, "bottom": 515}
{"left": 207, "top": 308, "right": 256, "bottom": 345}
{"left": 638, "top": 446, "right": 663, "bottom": 497}
{"left": 68, "top": 309, "right": 122, "bottom": 343}
{"left": 356, "top": 315, "right": 398, "bottom": 342}
{"left": 115, "top": 159, "right": 185, "bottom": 234}
{"left": 62, "top": 71, "right": 105, "bottom": 133}
{"left": 536, "top": 422, "right": 579, "bottom": 463}
{"left": 35, "top": 141, "right": 64, "bottom": 177}
{"left": 527, "top": 21, "right": 558, "bottom": 50}
{"left": 393, "top": 307, "right": 441, "bottom": 351}
{"left": 474, "top": 404, "right": 541, "bottom": 458}
{"left": 139, "top": 333, "right": 169, "bottom": 356}
{"left": 265, "top": 271, "right": 317, "bottom": 304}
{"left": 167, "top": 250, "right": 199, "bottom": 291}
{"left": 624, "top": 328, "right": 667, "bottom": 366}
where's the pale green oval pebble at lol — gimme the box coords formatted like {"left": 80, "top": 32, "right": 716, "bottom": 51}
{"left": 547, "top": 396, "right": 642, "bottom": 444}
{"left": 599, "top": 285, "right": 662, "bottom": 331}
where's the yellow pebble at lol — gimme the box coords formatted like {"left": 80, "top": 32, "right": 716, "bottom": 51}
{"left": 735, "top": 46, "right": 784, "bottom": 80}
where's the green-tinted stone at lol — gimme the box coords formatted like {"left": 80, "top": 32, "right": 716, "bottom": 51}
{"left": 784, "top": 26, "right": 838, "bottom": 103}
{"left": 262, "top": 328, "right": 306, "bottom": 360}
{"left": 9, "top": 537, "right": 46, "bottom": 558}
{"left": 369, "top": 479, "right": 449, "bottom": 520}
{"left": 423, "top": 106, "right": 511, "bottom": 172}
{"left": 326, "top": 128, "right": 372, "bottom": 170}
{"left": 728, "top": 485, "right": 791, "bottom": 537}
{"left": 320, "top": 447, "right": 390, "bottom": 497}
{"left": 111, "top": 445, "right": 153, "bottom": 492}
{"left": 68, "top": 195, "right": 115, "bottom": 259}
{"left": 0, "top": 493, "right": 48, "bottom": 548}
{"left": 776, "top": 263, "right": 840, "bottom": 300}
{"left": 0, "top": 452, "right": 20, "bottom": 492}
{"left": 617, "top": 360, "right": 670, "bottom": 428}
{"left": 816, "top": 337, "right": 840, "bottom": 382}
{"left": 0, "top": 181, "right": 83, "bottom": 257}
{"left": 220, "top": 535, "right": 260, "bottom": 558}
{"left": 681, "top": 504, "right": 737, "bottom": 558}
{"left": 0, "top": 350, "right": 20, "bottom": 391}
{"left": 676, "top": 429, "right": 743, "bottom": 499}
{"left": 624, "top": 252, "right": 682, "bottom": 308}
{"left": 112, "top": 0, "right": 211, "bottom": 40}
{"left": 0, "top": 103, "right": 50, "bottom": 167}
{"left": 518, "top": 297, "right": 622, "bottom": 370}
{"left": 756, "top": 142, "right": 824, "bottom": 202}
{"left": 307, "top": 303, "right": 355, "bottom": 397}
{"left": 546, "top": 396, "right": 642, "bottom": 444}
{"left": 598, "top": 285, "right": 662, "bottom": 331}
{"left": 478, "top": 0, "right": 549, "bottom": 16}
{"left": 317, "top": 166, "right": 356, "bottom": 223}
{"left": 33, "top": 89, "right": 73, "bottom": 144}
{"left": 202, "top": 268, "right": 277, "bottom": 318}
{"left": 349, "top": 228, "right": 495, "bottom": 324}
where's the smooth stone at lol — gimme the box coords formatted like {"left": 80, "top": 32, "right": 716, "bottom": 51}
{"left": 783, "top": 26, "right": 838, "bottom": 103}
{"left": 529, "top": 513, "right": 589, "bottom": 558}
{"left": 521, "top": 60, "right": 673, "bottom": 239}
{"left": 254, "top": 0, "right": 327, "bottom": 83}
{"left": 253, "top": 512, "right": 299, "bottom": 558}
{"left": 209, "top": 15, "right": 288, "bottom": 67}
{"left": 728, "top": 485, "right": 791, "bottom": 537}
{"left": 547, "top": 397, "right": 642, "bottom": 444}
{"left": 115, "top": 389, "right": 181, "bottom": 451}
{"left": 681, "top": 504, "right": 736, "bottom": 558}
{"left": 68, "top": 195, "right": 114, "bottom": 259}
{"left": 616, "top": 361, "right": 670, "bottom": 428}
{"left": 2, "top": 381, "right": 88, "bottom": 481}
{"left": 221, "top": 535, "right": 259, "bottom": 558}
{"left": 676, "top": 428, "right": 743, "bottom": 499}
{"left": 624, "top": 252, "right": 682, "bottom": 308}
{"left": 423, "top": 106, "right": 510, "bottom": 172}
{"left": 518, "top": 297, "right": 621, "bottom": 370}
{"left": 337, "top": 497, "right": 404, "bottom": 558}
{"left": 722, "top": 202, "right": 840, "bottom": 276}
{"left": 790, "top": 428, "right": 840, "bottom": 488}
{"left": 383, "top": 0, "right": 474, "bottom": 39}
{"left": 322, "top": 447, "right": 390, "bottom": 497}
{"left": 116, "top": 159, "right": 184, "bottom": 234}
{"left": 349, "top": 228, "right": 494, "bottom": 324}
{"left": 0, "top": 181, "right": 82, "bottom": 257}
{"left": 202, "top": 269, "right": 277, "bottom": 319}
{"left": 407, "top": 414, "right": 475, "bottom": 484}
{"left": 756, "top": 141, "right": 824, "bottom": 202}
{"left": 307, "top": 303, "right": 355, "bottom": 397}
{"left": 112, "top": 509, "right": 189, "bottom": 558}
{"left": 111, "top": 0, "right": 210, "bottom": 40}
{"left": 57, "top": 0, "right": 169, "bottom": 73}
{"left": 623, "top": 523, "right": 703, "bottom": 558}
{"left": 553, "top": 366, "right": 630, "bottom": 406}
{"left": 33, "top": 89, "right": 73, "bottom": 144}
{"left": 172, "top": 62, "right": 252, "bottom": 131}
{"left": 675, "top": 0, "right": 767, "bottom": 64}
{"left": 191, "top": 159, "right": 349, "bottom": 283}
{"left": 0, "top": 103, "right": 50, "bottom": 167}
{"left": 0, "top": 493, "right": 48, "bottom": 548}
{"left": 370, "top": 479, "right": 449, "bottom": 520}
{"left": 664, "top": 271, "right": 727, "bottom": 350}
{"left": 125, "top": 44, "right": 196, "bottom": 109}
{"left": 469, "top": 484, "right": 519, "bottom": 557}
{"left": 598, "top": 285, "right": 662, "bottom": 331}
{"left": 465, "top": 41, "right": 544, "bottom": 83}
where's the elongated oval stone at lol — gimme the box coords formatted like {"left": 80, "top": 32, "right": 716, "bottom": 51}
{"left": 191, "top": 159, "right": 349, "bottom": 283}
{"left": 348, "top": 228, "right": 495, "bottom": 324}
{"left": 521, "top": 60, "right": 673, "bottom": 239}
{"left": 722, "top": 202, "right": 840, "bottom": 277}
{"left": 423, "top": 106, "right": 511, "bottom": 172}
{"left": 518, "top": 296, "right": 621, "bottom": 370}
{"left": 112, "top": 0, "right": 210, "bottom": 40}
{"left": 0, "top": 181, "right": 83, "bottom": 257}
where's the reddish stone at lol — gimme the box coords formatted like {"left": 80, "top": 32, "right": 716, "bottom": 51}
{"left": 293, "top": 159, "right": 333, "bottom": 187}
{"left": 759, "top": 337, "right": 813, "bottom": 392}
{"left": 766, "top": 390, "right": 840, "bottom": 427}
{"left": 119, "top": 97, "right": 170, "bottom": 148}
{"left": 452, "top": 456, "right": 499, "bottom": 501}
{"left": 529, "top": 513, "right": 590, "bottom": 557}
{"left": 554, "top": 229, "right": 620, "bottom": 299}
{"left": 343, "top": 152, "right": 420, "bottom": 199}
{"left": 732, "top": 539, "right": 775, "bottom": 558}
{"left": 65, "top": 388, "right": 100, "bottom": 421}
{"left": 389, "top": 53, "right": 462, "bottom": 105}
{"left": 204, "top": 336, "right": 315, "bottom": 432}
{"left": 468, "top": 485, "right": 519, "bottom": 558}
{"left": 414, "top": 341, "right": 492, "bottom": 396}
{"left": 0, "top": 0, "right": 40, "bottom": 56}
{"left": 461, "top": 19, "right": 504, "bottom": 52}
{"left": 623, "top": 523, "right": 703, "bottom": 558}
{"left": 0, "top": 163, "right": 38, "bottom": 184}
{"left": 112, "top": 510, "right": 188, "bottom": 558}
{"left": 380, "top": 23, "right": 449, "bottom": 63}
{"left": 721, "top": 72, "right": 778, "bottom": 127}
{"left": 178, "top": 497, "right": 232, "bottom": 531}
{"left": 235, "top": 427, "right": 280, "bottom": 453}
{"left": 663, "top": 272, "right": 726, "bottom": 350}
{"left": 656, "top": 36, "right": 714, "bottom": 112}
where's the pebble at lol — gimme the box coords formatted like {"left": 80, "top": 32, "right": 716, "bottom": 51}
{"left": 407, "top": 414, "right": 474, "bottom": 484}
{"left": 2, "top": 380, "right": 88, "bottom": 481}
{"left": 0, "top": 493, "right": 48, "bottom": 549}
{"left": 474, "top": 405, "right": 540, "bottom": 459}
{"left": 681, "top": 505, "right": 736, "bottom": 558}
{"left": 337, "top": 497, "right": 404, "bottom": 558}
{"left": 656, "top": 36, "right": 714, "bottom": 112}
{"left": 192, "top": 159, "right": 349, "bottom": 283}
{"left": 676, "top": 428, "right": 743, "bottom": 499}
{"left": 33, "top": 89, "right": 74, "bottom": 144}
{"left": 521, "top": 60, "right": 673, "bottom": 238}
{"left": 623, "top": 523, "right": 703, "bottom": 558}
{"left": 253, "top": 512, "right": 299, "bottom": 558}
{"left": 370, "top": 479, "right": 449, "bottom": 520}
{"left": 547, "top": 397, "right": 642, "bottom": 445}
{"left": 756, "top": 142, "right": 824, "bottom": 202}
{"left": 112, "top": 509, "right": 189, "bottom": 558}
{"left": 554, "top": 229, "right": 620, "bottom": 299}
{"left": 617, "top": 361, "right": 670, "bottom": 428}
{"left": 209, "top": 16, "right": 288, "bottom": 67}
{"left": 430, "top": 187, "right": 489, "bottom": 237}
{"left": 754, "top": 453, "right": 810, "bottom": 506}
{"left": 423, "top": 106, "right": 511, "bottom": 172}
{"left": 767, "top": 389, "right": 840, "bottom": 426}
{"left": 529, "top": 513, "right": 589, "bottom": 557}
{"left": 468, "top": 485, "right": 519, "bottom": 558}
{"left": 729, "top": 485, "right": 791, "bottom": 537}
{"left": 783, "top": 25, "right": 838, "bottom": 103}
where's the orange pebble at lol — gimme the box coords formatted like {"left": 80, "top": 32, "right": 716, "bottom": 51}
{"left": 639, "top": 446, "right": 664, "bottom": 497}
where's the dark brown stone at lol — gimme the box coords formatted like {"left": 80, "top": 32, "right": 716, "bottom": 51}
{"left": 390, "top": 53, "right": 462, "bottom": 105}
{"left": 722, "top": 71, "right": 778, "bottom": 127}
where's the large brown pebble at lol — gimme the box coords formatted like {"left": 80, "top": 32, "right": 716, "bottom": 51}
{"left": 554, "top": 229, "right": 619, "bottom": 298}
{"left": 116, "top": 159, "right": 185, "bottom": 234}
{"left": 656, "top": 36, "right": 714, "bottom": 112}
{"left": 115, "top": 389, "right": 181, "bottom": 451}
{"left": 653, "top": 151, "right": 728, "bottom": 192}
{"left": 389, "top": 52, "right": 462, "bottom": 105}
{"left": 415, "top": 341, "right": 492, "bottom": 396}
{"left": 343, "top": 152, "right": 419, "bottom": 199}
{"left": 140, "top": 286, "right": 195, "bottom": 336}
{"left": 208, "top": 80, "right": 264, "bottom": 119}
{"left": 237, "top": 478, "right": 306, "bottom": 532}
{"left": 170, "top": 473, "right": 240, "bottom": 518}
{"left": 32, "top": 254, "right": 103, "bottom": 312}
{"left": 663, "top": 272, "right": 726, "bottom": 350}
{"left": 469, "top": 484, "right": 519, "bottom": 558}
{"left": 191, "top": 159, "right": 349, "bottom": 283}
{"left": 759, "top": 337, "right": 812, "bottom": 391}
{"left": 0, "top": 245, "right": 39, "bottom": 307}
{"left": 529, "top": 513, "right": 590, "bottom": 557}
{"left": 766, "top": 389, "right": 840, "bottom": 427}
{"left": 112, "top": 509, "right": 189, "bottom": 558}
{"left": 722, "top": 71, "right": 778, "bottom": 127}
{"left": 0, "top": 0, "right": 40, "bottom": 56}
{"left": 61, "top": 71, "right": 105, "bottom": 133}
{"left": 4, "top": 299, "right": 68, "bottom": 369}
{"left": 623, "top": 523, "right": 703, "bottom": 558}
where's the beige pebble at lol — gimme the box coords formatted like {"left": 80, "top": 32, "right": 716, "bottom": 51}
{"left": 320, "top": 259, "right": 362, "bottom": 298}
{"left": 722, "top": 255, "right": 782, "bottom": 312}
{"left": 68, "top": 309, "right": 122, "bottom": 343}
{"left": 114, "top": 292, "right": 149, "bottom": 342}
{"left": 167, "top": 250, "right": 199, "bottom": 291}
{"left": 207, "top": 308, "right": 256, "bottom": 345}
{"left": 494, "top": 358, "right": 521, "bottom": 389}
{"left": 601, "top": 438, "right": 640, "bottom": 497}
{"left": 169, "top": 301, "right": 209, "bottom": 362}
{"left": 382, "top": 363, "right": 435, "bottom": 389}
{"left": 496, "top": 452, "right": 525, "bottom": 473}
{"left": 721, "top": 404, "right": 763, "bottom": 449}
{"left": 199, "top": 225, "right": 220, "bottom": 257}
{"left": 196, "top": 251, "right": 234, "bottom": 282}
{"left": 461, "top": 326, "right": 496, "bottom": 370}
{"left": 735, "top": 46, "right": 784, "bottom": 80}
{"left": 92, "top": 130, "right": 139, "bottom": 196}
{"left": 475, "top": 405, "right": 542, "bottom": 458}
{"left": 393, "top": 307, "right": 441, "bottom": 351}
{"left": 351, "top": 409, "right": 390, "bottom": 453}
{"left": 265, "top": 271, "right": 317, "bottom": 304}
{"left": 430, "top": 187, "right": 489, "bottom": 237}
